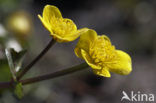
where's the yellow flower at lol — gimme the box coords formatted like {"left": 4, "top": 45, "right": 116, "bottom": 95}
{"left": 75, "top": 29, "right": 132, "bottom": 77}
{"left": 38, "top": 5, "right": 87, "bottom": 42}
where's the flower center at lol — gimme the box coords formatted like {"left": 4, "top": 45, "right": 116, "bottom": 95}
{"left": 89, "top": 36, "right": 117, "bottom": 67}
{"left": 51, "top": 17, "right": 77, "bottom": 37}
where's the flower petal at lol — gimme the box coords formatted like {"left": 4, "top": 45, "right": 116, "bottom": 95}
{"left": 93, "top": 68, "right": 111, "bottom": 77}
{"left": 38, "top": 15, "right": 52, "bottom": 33}
{"left": 61, "top": 18, "right": 77, "bottom": 36}
{"left": 38, "top": 5, "right": 62, "bottom": 34}
{"left": 62, "top": 28, "right": 89, "bottom": 42}
{"left": 81, "top": 49, "right": 101, "bottom": 69}
{"left": 43, "top": 5, "right": 62, "bottom": 21}
{"left": 75, "top": 29, "right": 97, "bottom": 58}
{"left": 108, "top": 50, "right": 132, "bottom": 75}
{"left": 53, "top": 28, "right": 88, "bottom": 43}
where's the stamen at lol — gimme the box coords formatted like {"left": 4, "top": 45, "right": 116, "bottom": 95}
{"left": 89, "top": 36, "right": 116, "bottom": 67}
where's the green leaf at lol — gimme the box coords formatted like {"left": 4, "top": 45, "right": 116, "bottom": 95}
{"left": 0, "top": 59, "right": 12, "bottom": 81}
{"left": 14, "top": 82, "right": 23, "bottom": 99}
{"left": 5, "top": 48, "right": 16, "bottom": 81}
{"left": 10, "top": 48, "right": 27, "bottom": 72}
{"left": 5, "top": 48, "right": 27, "bottom": 81}
{"left": 0, "top": 59, "right": 12, "bottom": 93}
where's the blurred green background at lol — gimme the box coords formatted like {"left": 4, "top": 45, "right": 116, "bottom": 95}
{"left": 0, "top": 0, "right": 156, "bottom": 103}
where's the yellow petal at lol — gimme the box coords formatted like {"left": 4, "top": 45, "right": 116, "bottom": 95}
{"left": 74, "top": 29, "right": 97, "bottom": 58}
{"left": 54, "top": 28, "right": 88, "bottom": 43}
{"left": 38, "top": 15, "right": 52, "bottom": 33}
{"left": 62, "top": 28, "right": 89, "bottom": 42}
{"left": 98, "top": 35, "right": 111, "bottom": 42}
{"left": 93, "top": 67, "right": 111, "bottom": 77}
{"left": 108, "top": 50, "right": 132, "bottom": 75}
{"left": 81, "top": 49, "right": 101, "bottom": 69}
{"left": 43, "top": 5, "right": 62, "bottom": 21}
{"left": 38, "top": 5, "right": 62, "bottom": 33}
{"left": 60, "top": 18, "right": 77, "bottom": 36}
{"left": 77, "top": 28, "right": 89, "bottom": 35}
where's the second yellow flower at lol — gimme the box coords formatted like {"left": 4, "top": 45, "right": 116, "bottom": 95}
{"left": 38, "top": 5, "right": 87, "bottom": 42}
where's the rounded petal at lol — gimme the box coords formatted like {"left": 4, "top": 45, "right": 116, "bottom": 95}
{"left": 109, "top": 50, "right": 132, "bottom": 75}
{"left": 75, "top": 29, "right": 97, "bottom": 58}
{"left": 101, "top": 69, "right": 111, "bottom": 77}
{"left": 61, "top": 18, "right": 77, "bottom": 36}
{"left": 38, "top": 15, "right": 52, "bottom": 33}
{"left": 63, "top": 28, "right": 89, "bottom": 42}
{"left": 43, "top": 5, "right": 62, "bottom": 21}
{"left": 38, "top": 5, "right": 62, "bottom": 34}
{"left": 81, "top": 49, "right": 101, "bottom": 69}
{"left": 76, "top": 28, "right": 89, "bottom": 35}
{"left": 98, "top": 35, "right": 111, "bottom": 42}
{"left": 74, "top": 47, "right": 82, "bottom": 58}
{"left": 93, "top": 68, "right": 111, "bottom": 77}
{"left": 53, "top": 28, "right": 88, "bottom": 43}
{"left": 52, "top": 33, "right": 77, "bottom": 43}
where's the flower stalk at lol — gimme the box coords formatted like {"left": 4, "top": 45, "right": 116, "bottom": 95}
{"left": 0, "top": 63, "right": 88, "bottom": 88}
{"left": 20, "top": 63, "right": 88, "bottom": 85}
{"left": 17, "top": 38, "right": 56, "bottom": 80}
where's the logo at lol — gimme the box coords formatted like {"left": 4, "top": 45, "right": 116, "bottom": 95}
{"left": 121, "top": 91, "right": 155, "bottom": 102}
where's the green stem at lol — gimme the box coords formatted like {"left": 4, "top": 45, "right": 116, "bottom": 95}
{"left": 0, "top": 63, "right": 89, "bottom": 88}
{"left": 20, "top": 63, "right": 89, "bottom": 85}
{"left": 17, "top": 38, "right": 56, "bottom": 80}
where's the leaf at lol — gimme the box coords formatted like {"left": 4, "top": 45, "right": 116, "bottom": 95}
{"left": 5, "top": 48, "right": 27, "bottom": 81}
{"left": 10, "top": 48, "right": 27, "bottom": 72}
{"left": 0, "top": 60, "right": 12, "bottom": 92}
{"left": 0, "top": 59, "right": 12, "bottom": 81}
{"left": 5, "top": 48, "right": 16, "bottom": 81}
{"left": 14, "top": 82, "right": 23, "bottom": 99}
